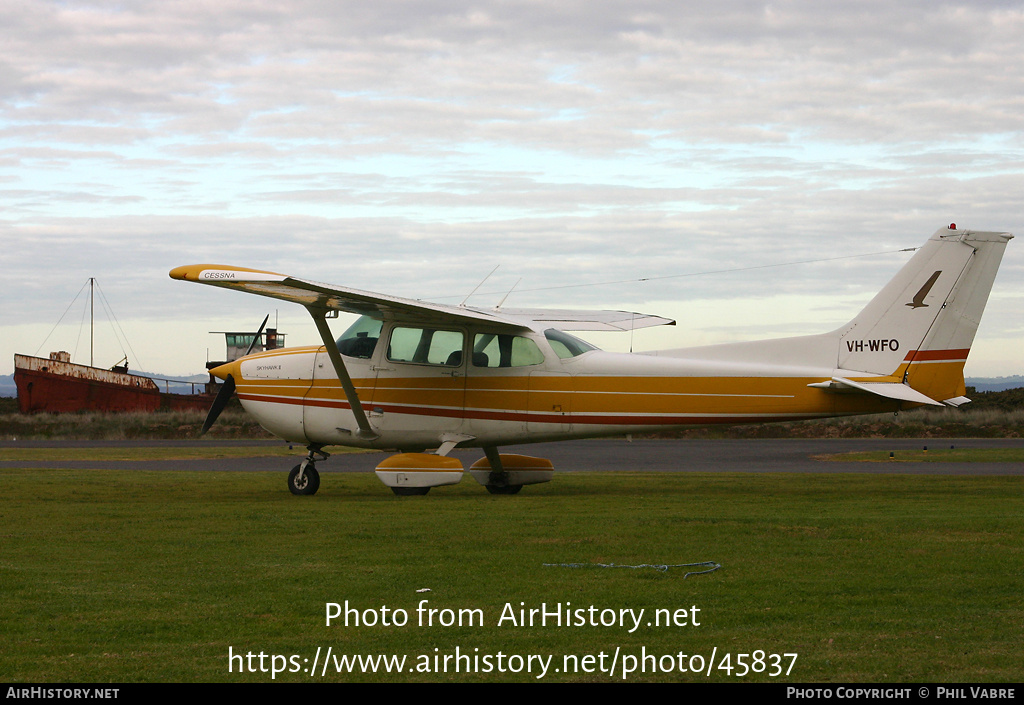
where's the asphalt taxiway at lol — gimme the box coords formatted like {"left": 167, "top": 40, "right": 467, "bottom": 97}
{"left": 2, "top": 438, "right": 1023, "bottom": 475}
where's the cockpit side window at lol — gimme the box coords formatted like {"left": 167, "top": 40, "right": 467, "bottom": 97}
{"left": 388, "top": 326, "right": 465, "bottom": 366}
{"left": 335, "top": 316, "right": 383, "bottom": 359}
{"left": 544, "top": 328, "right": 598, "bottom": 359}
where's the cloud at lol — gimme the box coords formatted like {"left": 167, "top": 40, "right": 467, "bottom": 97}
{"left": 0, "top": 1, "right": 1020, "bottom": 376}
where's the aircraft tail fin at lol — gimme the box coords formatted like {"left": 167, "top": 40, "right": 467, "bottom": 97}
{"left": 836, "top": 226, "right": 1012, "bottom": 403}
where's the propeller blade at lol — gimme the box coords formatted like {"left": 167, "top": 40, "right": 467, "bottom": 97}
{"left": 244, "top": 315, "right": 270, "bottom": 357}
{"left": 201, "top": 316, "right": 268, "bottom": 436}
{"left": 201, "top": 373, "right": 236, "bottom": 436}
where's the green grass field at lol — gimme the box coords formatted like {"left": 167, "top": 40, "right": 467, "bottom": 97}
{"left": 1, "top": 454, "right": 1022, "bottom": 682}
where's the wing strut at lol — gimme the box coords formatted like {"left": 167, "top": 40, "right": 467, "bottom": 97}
{"left": 307, "top": 307, "right": 378, "bottom": 440}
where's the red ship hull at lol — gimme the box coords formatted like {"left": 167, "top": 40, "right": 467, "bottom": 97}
{"left": 14, "top": 354, "right": 215, "bottom": 414}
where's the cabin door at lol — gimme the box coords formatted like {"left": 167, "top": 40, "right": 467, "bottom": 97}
{"left": 368, "top": 324, "right": 468, "bottom": 444}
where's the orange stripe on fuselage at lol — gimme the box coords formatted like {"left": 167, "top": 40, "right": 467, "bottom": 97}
{"left": 902, "top": 348, "right": 970, "bottom": 362}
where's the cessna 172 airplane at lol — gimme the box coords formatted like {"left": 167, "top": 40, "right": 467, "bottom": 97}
{"left": 171, "top": 225, "right": 1012, "bottom": 496}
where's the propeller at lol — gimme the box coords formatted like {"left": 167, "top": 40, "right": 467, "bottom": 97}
{"left": 200, "top": 315, "right": 269, "bottom": 436}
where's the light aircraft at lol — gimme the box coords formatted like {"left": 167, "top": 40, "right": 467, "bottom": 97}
{"left": 171, "top": 225, "right": 1012, "bottom": 496}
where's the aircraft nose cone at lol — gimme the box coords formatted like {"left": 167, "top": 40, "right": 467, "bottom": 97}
{"left": 209, "top": 359, "right": 240, "bottom": 381}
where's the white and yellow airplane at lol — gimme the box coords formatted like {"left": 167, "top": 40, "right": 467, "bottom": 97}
{"left": 171, "top": 225, "right": 1012, "bottom": 496}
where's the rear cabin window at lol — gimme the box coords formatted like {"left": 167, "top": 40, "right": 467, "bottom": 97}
{"left": 544, "top": 328, "right": 598, "bottom": 359}
{"left": 472, "top": 333, "right": 545, "bottom": 368}
{"left": 388, "top": 327, "right": 465, "bottom": 366}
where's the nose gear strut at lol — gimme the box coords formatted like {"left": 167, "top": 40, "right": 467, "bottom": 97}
{"left": 288, "top": 444, "right": 330, "bottom": 495}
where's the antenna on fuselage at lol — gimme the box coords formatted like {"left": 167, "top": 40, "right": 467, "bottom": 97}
{"left": 494, "top": 278, "right": 522, "bottom": 310}
{"left": 460, "top": 265, "right": 500, "bottom": 307}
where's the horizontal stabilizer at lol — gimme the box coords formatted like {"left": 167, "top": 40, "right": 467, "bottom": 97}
{"left": 808, "top": 377, "right": 943, "bottom": 406}
{"left": 942, "top": 396, "right": 971, "bottom": 408}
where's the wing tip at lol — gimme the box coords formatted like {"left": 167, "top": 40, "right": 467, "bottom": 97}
{"left": 169, "top": 264, "right": 198, "bottom": 281}
{"left": 169, "top": 264, "right": 288, "bottom": 283}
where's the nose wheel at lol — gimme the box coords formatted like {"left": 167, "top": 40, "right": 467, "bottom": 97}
{"left": 288, "top": 445, "right": 328, "bottom": 495}
{"left": 288, "top": 464, "right": 320, "bottom": 495}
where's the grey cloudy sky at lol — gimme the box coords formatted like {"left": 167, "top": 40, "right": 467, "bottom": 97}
{"left": 2, "top": 1, "right": 1021, "bottom": 377}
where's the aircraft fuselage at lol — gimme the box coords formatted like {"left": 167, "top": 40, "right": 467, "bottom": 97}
{"left": 218, "top": 330, "right": 912, "bottom": 451}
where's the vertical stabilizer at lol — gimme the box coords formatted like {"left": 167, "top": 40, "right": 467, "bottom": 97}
{"left": 836, "top": 227, "right": 1012, "bottom": 401}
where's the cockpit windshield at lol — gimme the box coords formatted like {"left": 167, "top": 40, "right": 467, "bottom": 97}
{"left": 544, "top": 328, "right": 599, "bottom": 359}
{"left": 336, "top": 315, "right": 383, "bottom": 358}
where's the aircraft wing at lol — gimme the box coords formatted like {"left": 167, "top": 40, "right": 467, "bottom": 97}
{"left": 169, "top": 264, "right": 675, "bottom": 332}
{"left": 492, "top": 308, "right": 675, "bottom": 331}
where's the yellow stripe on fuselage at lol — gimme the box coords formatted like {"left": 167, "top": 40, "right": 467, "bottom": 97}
{"left": 234, "top": 371, "right": 900, "bottom": 424}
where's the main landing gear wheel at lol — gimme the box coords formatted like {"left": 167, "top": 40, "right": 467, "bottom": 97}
{"left": 390, "top": 486, "right": 431, "bottom": 496}
{"left": 288, "top": 464, "right": 321, "bottom": 495}
{"left": 485, "top": 483, "right": 523, "bottom": 495}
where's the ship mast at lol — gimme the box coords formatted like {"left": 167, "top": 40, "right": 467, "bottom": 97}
{"left": 90, "top": 277, "right": 95, "bottom": 367}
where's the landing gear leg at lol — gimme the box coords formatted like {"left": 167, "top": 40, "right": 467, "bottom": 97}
{"left": 483, "top": 446, "right": 523, "bottom": 495}
{"left": 288, "top": 444, "right": 329, "bottom": 495}
{"left": 469, "top": 449, "right": 552, "bottom": 493}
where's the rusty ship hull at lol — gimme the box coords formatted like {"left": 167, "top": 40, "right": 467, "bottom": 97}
{"left": 14, "top": 353, "right": 215, "bottom": 414}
